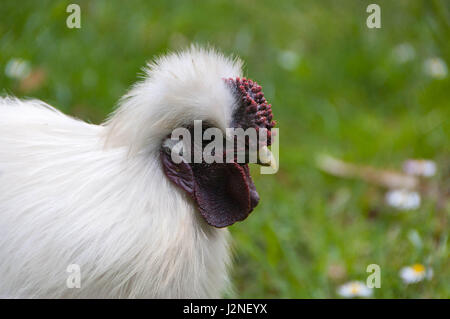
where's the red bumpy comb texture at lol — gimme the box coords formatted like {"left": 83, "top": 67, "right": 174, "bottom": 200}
{"left": 225, "top": 77, "right": 276, "bottom": 146}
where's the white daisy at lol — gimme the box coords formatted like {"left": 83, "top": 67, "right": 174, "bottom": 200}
{"left": 403, "top": 159, "right": 436, "bottom": 177}
{"left": 337, "top": 281, "right": 373, "bottom": 298}
{"left": 399, "top": 264, "right": 433, "bottom": 284}
{"left": 5, "top": 58, "right": 31, "bottom": 80}
{"left": 385, "top": 189, "right": 421, "bottom": 210}
{"left": 423, "top": 57, "right": 448, "bottom": 79}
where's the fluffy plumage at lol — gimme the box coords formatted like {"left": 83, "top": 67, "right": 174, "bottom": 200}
{"left": 0, "top": 47, "right": 245, "bottom": 298}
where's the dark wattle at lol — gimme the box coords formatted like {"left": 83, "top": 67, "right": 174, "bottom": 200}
{"left": 161, "top": 151, "right": 259, "bottom": 228}
{"left": 193, "top": 163, "right": 258, "bottom": 228}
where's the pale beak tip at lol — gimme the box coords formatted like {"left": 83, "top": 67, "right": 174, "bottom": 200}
{"left": 270, "top": 158, "right": 277, "bottom": 170}
{"left": 259, "top": 145, "right": 277, "bottom": 170}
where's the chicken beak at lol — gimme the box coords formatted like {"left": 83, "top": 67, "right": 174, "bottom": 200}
{"left": 258, "top": 145, "right": 277, "bottom": 170}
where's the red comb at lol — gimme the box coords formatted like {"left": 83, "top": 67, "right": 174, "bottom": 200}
{"left": 225, "top": 77, "right": 276, "bottom": 145}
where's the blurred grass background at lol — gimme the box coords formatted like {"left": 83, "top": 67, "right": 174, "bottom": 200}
{"left": 1, "top": 0, "right": 449, "bottom": 298}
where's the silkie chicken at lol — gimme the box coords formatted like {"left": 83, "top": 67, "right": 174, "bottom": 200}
{"left": 0, "top": 47, "right": 276, "bottom": 298}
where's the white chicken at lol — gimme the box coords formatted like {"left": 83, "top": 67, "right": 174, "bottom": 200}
{"left": 0, "top": 47, "right": 275, "bottom": 298}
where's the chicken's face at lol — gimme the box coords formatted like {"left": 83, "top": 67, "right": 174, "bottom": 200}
{"left": 160, "top": 76, "right": 276, "bottom": 228}
{"left": 105, "top": 47, "right": 276, "bottom": 228}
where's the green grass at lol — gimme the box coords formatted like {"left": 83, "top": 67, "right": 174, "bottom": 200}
{"left": 1, "top": 0, "right": 449, "bottom": 298}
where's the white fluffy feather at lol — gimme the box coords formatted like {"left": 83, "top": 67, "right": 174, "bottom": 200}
{"left": 0, "top": 47, "right": 243, "bottom": 298}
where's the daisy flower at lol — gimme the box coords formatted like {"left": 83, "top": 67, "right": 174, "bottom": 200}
{"left": 423, "top": 57, "right": 448, "bottom": 79}
{"left": 5, "top": 58, "right": 31, "bottom": 80}
{"left": 403, "top": 159, "right": 436, "bottom": 177}
{"left": 399, "top": 264, "right": 433, "bottom": 284}
{"left": 337, "top": 281, "right": 373, "bottom": 298}
{"left": 385, "top": 189, "right": 420, "bottom": 210}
